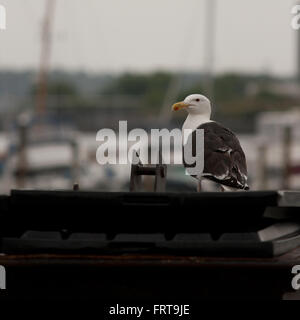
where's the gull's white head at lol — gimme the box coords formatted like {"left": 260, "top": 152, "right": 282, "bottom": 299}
{"left": 172, "top": 94, "right": 211, "bottom": 117}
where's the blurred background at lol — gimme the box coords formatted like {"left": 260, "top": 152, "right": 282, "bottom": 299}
{"left": 0, "top": 0, "right": 299, "bottom": 193}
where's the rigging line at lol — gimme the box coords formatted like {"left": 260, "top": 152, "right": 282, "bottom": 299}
{"left": 159, "top": 0, "right": 201, "bottom": 123}
{"left": 47, "top": 0, "right": 83, "bottom": 71}
{"left": 203, "top": 0, "right": 217, "bottom": 100}
{"left": 72, "top": 0, "right": 88, "bottom": 71}
{"left": 22, "top": 0, "right": 43, "bottom": 46}
{"left": 74, "top": 0, "right": 100, "bottom": 72}
{"left": 56, "top": 0, "right": 78, "bottom": 70}
{"left": 35, "top": 0, "right": 56, "bottom": 115}
{"left": 87, "top": 0, "right": 113, "bottom": 73}
{"left": 59, "top": 0, "right": 83, "bottom": 71}
{"left": 63, "top": 0, "right": 106, "bottom": 73}
{"left": 61, "top": 0, "right": 98, "bottom": 72}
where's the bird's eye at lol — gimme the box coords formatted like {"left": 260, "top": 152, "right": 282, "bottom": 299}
{"left": 195, "top": 98, "right": 200, "bottom": 102}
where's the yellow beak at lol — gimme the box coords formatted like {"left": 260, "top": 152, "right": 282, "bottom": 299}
{"left": 172, "top": 101, "right": 190, "bottom": 111}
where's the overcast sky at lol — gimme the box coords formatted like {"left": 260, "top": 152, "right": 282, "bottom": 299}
{"left": 0, "top": 0, "right": 298, "bottom": 76}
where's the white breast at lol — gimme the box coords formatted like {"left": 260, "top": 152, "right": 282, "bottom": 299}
{"left": 182, "top": 114, "right": 212, "bottom": 144}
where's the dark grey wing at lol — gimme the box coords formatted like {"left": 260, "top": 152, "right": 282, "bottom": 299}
{"left": 184, "top": 121, "right": 249, "bottom": 190}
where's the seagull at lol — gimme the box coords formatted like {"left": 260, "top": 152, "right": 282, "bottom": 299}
{"left": 172, "top": 94, "right": 249, "bottom": 191}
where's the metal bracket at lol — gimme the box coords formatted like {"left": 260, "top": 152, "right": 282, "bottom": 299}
{"left": 130, "top": 150, "right": 167, "bottom": 192}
